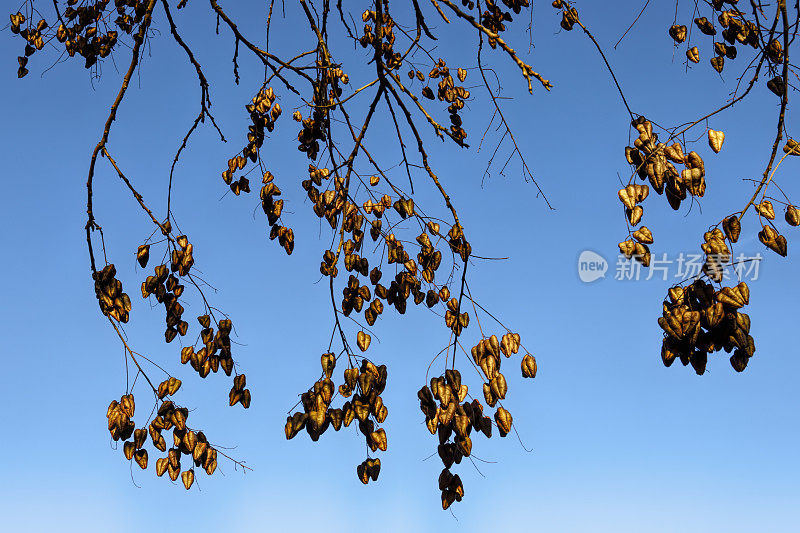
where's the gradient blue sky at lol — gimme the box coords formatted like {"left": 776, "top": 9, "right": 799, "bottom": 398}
{"left": 1, "top": 1, "right": 799, "bottom": 531}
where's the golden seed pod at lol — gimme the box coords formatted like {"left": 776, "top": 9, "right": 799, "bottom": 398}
{"left": 786, "top": 206, "right": 800, "bottom": 226}
{"left": 457, "top": 384, "right": 468, "bottom": 403}
{"left": 321, "top": 352, "right": 336, "bottom": 378}
{"left": 660, "top": 339, "right": 677, "bottom": 367}
{"left": 626, "top": 205, "right": 643, "bottom": 226}
{"left": 357, "top": 462, "right": 370, "bottom": 484}
{"left": 123, "top": 441, "right": 135, "bottom": 460}
{"left": 371, "top": 428, "right": 388, "bottom": 451}
{"left": 716, "top": 282, "right": 749, "bottom": 308}
{"left": 722, "top": 215, "right": 742, "bottom": 243}
{"left": 495, "top": 407, "right": 513, "bottom": 437}
{"left": 168, "top": 463, "right": 181, "bottom": 481}
{"left": 167, "top": 377, "right": 181, "bottom": 396}
{"left": 708, "top": 129, "right": 725, "bottom": 153}
{"left": 755, "top": 200, "right": 776, "bottom": 220}
{"left": 193, "top": 441, "right": 208, "bottom": 463}
{"left": 710, "top": 56, "right": 725, "bottom": 73}
{"left": 120, "top": 394, "right": 135, "bottom": 417}
{"left": 136, "top": 244, "right": 150, "bottom": 268}
{"left": 181, "top": 469, "right": 195, "bottom": 490}
{"left": 521, "top": 353, "right": 537, "bottom": 378}
{"left": 490, "top": 373, "right": 508, "bottom": 400}
{"left": 369, "top": 175, "right": 380, "bottom": 186}
{"left": 426, "top": 416, "right": 438, "bottom": 435}
{"left": 669, "top": 24, "right": 687, "bottom": 43}
{"left": 483, "top": 383, "right": 496, "bottom": 407}
{"left": 632, "top": 226, "right": 654, "bottom": 245}
{"left": 758, "top": 225, "right": 788, "bottom": 257}
{"left": 356, "top": 331, "right": 371, "bottom": 352}
{"left": 687, "top": 46, "right": 700, "bottom": 63}
{"left": 784, "top": 139, "right": 800, "bottom": 156}
{"left": 134, "top": 449, "right": 148, "bottom": 470}
{"left": 155, "top": 457, "right": 168, "bottom": 477}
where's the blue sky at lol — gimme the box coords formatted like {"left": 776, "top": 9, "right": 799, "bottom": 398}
{"left": 1, "top": 1, "right": 799, "bottom": 531}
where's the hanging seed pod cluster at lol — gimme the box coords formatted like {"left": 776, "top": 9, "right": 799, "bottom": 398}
{"left": 10, "top": 0, "right": 798, "bottom": 509}
{"left": 107, "top": 380, "right": 229, "bottom": 490}
{"left": 93, "top": 264, "right": 131, "bottom": 323}
{"left": 286, "top": 354, "right": 389, "bottom": 483}
{"left": 417, "top": 332, "right": 533, "bottom": 510}
{"left": 9, "top": 0, "right": 158, "bottom": 76}
{"left": 660, "top": 280, "right": 754, "bottom": 374}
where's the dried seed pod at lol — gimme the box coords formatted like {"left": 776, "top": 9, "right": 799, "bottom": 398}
{"left": 687, "top": 47, "right": 700, "bottom": 63}
{"left": 755, "top": 200, "right": 775, "bottom": 220}
{"left": 708, "top": 130, "right": 725, "bottom": 153}
{"left": 785, "top": 206, "right": 800, "bottom": 227}
{"left": 521, "top": 353, "right": 537, "bottom": 378}
{"left": 155, "top": 457, "right": 169, "bottom": 477}
{"left": 181, "top": 469, "right": 195, "bottom": 490}
{"left": 133, "top": 449, "right": 148, "bottom": 469}
{"left": 767, "top": 76, "right": 785, "bottom": 97}
{"left": 495, "top": 407, "right": 513, "bottom": 437}
{"left": 722, "top": 216, "right": 741, "bottom": 243}
{"left": 356, "top": 331, "right": 371, "bottom": 352}
{"left": 137, "top": 245, "right": 150, "bottom": 268}
{"left": 758, "top": 226, "right": 787, "bottom": 257}
{"left": 669, "top": 24, "right": 687, "bottom": 43}
{"left": 627, "top": 206, "right": 643, "bottom": 226}
{"left": 632, "top": 226, "right": 654, "bottom": 244}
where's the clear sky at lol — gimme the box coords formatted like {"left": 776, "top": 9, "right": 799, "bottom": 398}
{"left": 1, "top": 1, "right": 798, "bottom": 532}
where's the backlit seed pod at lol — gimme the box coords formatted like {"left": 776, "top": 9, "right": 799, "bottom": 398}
{"left": 371, "top": 428, "right": 387, "bottom": 451}
{"left": 687, "top": 46, "right": 700, "bottom": 63}
{"left": 722, "top": 216, "right": 741, "bottom": 243}
{"left": 120, "top": 394, "right": 135, "bottom": 417}
{"left": 357, "top": 462, "right": 370, "bottom": 484}
{"left": 168, "top": 463, "right": 181, "bottom": 482}
{"left": 490, "top": 373, "right": 507, "bottom": 400}
{"left": 155, "top": 457, "right": 168, "bottom": 477}
{"left": 755, "top": 200, "right": 776, "bottom": 220}
{"left": 661, "top": 339, "right": 677, "bottom": 367}
{"left": 123, "top": 441, "right": 135, "bottom": 460}
{"left": 717, "top": 282, "right": 750, "bottom": 308}
{"left": 784, "top": 139, "right": 800, "bottom": 156}
{"left": 457, "top": 384, "right": 468, "bottom": 403}
{"left": 669, "top": 24, "right": 687, "bottom": 43}
{"left": 483, "top": 383, "right": 496, "bottom": 407}
{"left": 786, "top": 206, "right": 800, "bottom": 227}
{"left": 193, "top": 441, "right": 208, "bottom": 463}
{"left": 730, "top": 350, "right": 748, "bottom": 372}
{"left": 758, "top": 226, "right": 788, "bottom": 257}
{"left": 321, "top": 352, "right": 336, "bottom": 378}
{"left": 521, "top": 353, "right": 537, "bottom": 378}
{"left": 626, "top": 206, "right": 643, "bottom": 226}
{"left": 708, "top": 129, "right": 725, "bottom": 153}
{"left": 632, "top": 226, "right": 653, "bottom": 244}
{"left": 181, "top": 469, "right": 195, "bottom": 490}
{"left": 367, "top": 458, "right": 381, "bottom": 481}
{"left": 137, "top": 245, "right": 150, "bottom": 268}
{"left": 167, "top": 377, "right": 181, "bottom": 395}
{"left": 356, "top": 331, "right": 371, "bottom": 352}
{"left": 495, "top": 407, "right": 513, "bottom": 437}
{"left": 134, "top": 449, "right": 148, "bottom": 469}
